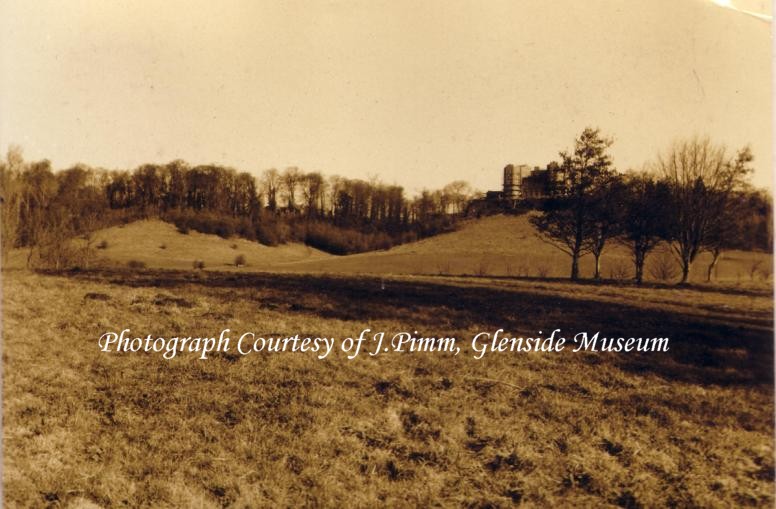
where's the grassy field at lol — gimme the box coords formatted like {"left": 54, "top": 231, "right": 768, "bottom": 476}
{"left": 3, "top": 267, "right": 773, "bottom": 507}
{"left": 17, "top": 214, "right": 766, "bottom": 286}
{"left": 288, "top": 215, "right": 772, "bottom": 284}
{"left": 3, "top": 219, "right": 331, "bottom": 273}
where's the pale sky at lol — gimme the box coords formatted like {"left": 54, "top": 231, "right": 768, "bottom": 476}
{"left": 0, "top": 0, "right": 772, "bottom": 193}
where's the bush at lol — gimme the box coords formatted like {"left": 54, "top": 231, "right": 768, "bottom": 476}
{"left": 192, "top": 260, "right": 205, "bottom": 270}
{"left": 164, "top": 210, "right": 239, "bottom": 239}
{"left": 127, "top": 260, "right": 146, "bottom": 269}
{"left": 160, "top": 208, "right": 460, "bottom": 255}
{"left": 234, "top": 254, "right": 246, "bottom": 267}
{"left": 437, "top": 259, "right": 452, "bottom": 275}
{"left": 302, "top": 221, "right": 393, "bottom": 255}
{"left": 255, "top": 217, "right": 287, "bottom": 246}
{"left": 159, "top": 243, "right": 167, "bottom": 250}
{"left": 648, "top": 252, "right": 679, "bottom": 282}
{"left": 475, "top": 259, "right": 489, "bottom": 277}
{"left": 608, "top": 259, "right": 631, "bottom": 281}
{"left": 96, "top": 240, "right": 109, "bottom": 249}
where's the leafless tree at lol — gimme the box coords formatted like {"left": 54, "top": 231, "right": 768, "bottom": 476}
{"left": 261, "top": 168, "right": 281, "bottom": 211}
{"left": 657, "top": 138, "right": 752, "bottom": 284}
{"left": 281, "top": 167, "right": 302, "bottom": 211}
{"left": 617, "top": 173, "right": 672, "bottom": 284}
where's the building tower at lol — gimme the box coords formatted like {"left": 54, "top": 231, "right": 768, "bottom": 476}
{"left": 503, "top": 164, "right": 530, "bottom": 200}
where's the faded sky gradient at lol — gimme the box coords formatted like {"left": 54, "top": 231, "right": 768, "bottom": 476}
{"left": 0, "top": 0, "right": 772, "bottom": 193}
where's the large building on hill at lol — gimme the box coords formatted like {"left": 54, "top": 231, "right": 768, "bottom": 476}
{"left": 468, "top": 164, "right": 559, "bottom": 215}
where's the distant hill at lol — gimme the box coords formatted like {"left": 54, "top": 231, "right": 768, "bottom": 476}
{"left": 4, "top": 215, "right": 770, "bottom": 284}
{"left": 88, "top": 220, "right": 330, "bottom": 271}
{"left": 281, "top": 214, "right": 772, "bottom": 284}
{"left": 284, "top": 214, "right": 584, "bottom": 277}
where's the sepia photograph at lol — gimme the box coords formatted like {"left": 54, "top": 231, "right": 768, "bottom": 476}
{"left": 0, "top": 0, "right": 773, "bottom": 507}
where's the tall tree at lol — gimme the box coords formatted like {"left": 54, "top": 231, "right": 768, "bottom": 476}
{"left": 262, "top": 168, "right": 281, "bottom": 211}
{"left": 657, "top": 138, "right": 752, "bottom": 284}
{"left": 281, "top": 167, "right": 302, "bottom": 211}
{"left": 618, "top": 174, "right": 672, "bottom": 284}
{"left": 584, "top": 174, "right": 626, "bottom": 279}
{"left": 0, "top": 147, "right": 24, "bottom": 260}
{"left": 531, "top": 127, "right": 616, "bottom": 280}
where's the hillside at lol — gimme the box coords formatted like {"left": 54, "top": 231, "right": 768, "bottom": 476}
{"left": 285, "top": 214, "right": 772, "bottom": 284}
{"left": 89, "top": 220, "right": 330, "bottom": 271}
{"left": 4, "top": 215, "right": 770, "bottom": 285}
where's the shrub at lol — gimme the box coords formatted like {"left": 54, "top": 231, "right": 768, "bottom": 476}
{"left": 749, "top": 260, "right": 763, "bottom": 281}
{"left": 192, "top": 260, "right": 205, "bottom": 270}
{"left": 255, "top": 218, "right": 287, "bottom": 246}
{"left": 164, "top": 210, "right": 240, "bottom": 239}
{"left": 302, "top": 221, "right": 393, "bottom": 255}
{"left": 127, "top": 260, "right": 146, "bottom": 269}
{"left": 437, "top": 259, "right": 452, "bottom": 275}
{"left": 234, "top": 254, "right": 247, "bottom": 267}
{"left": 648, "top": 252, "right": 679, "bottom": 282}
{"left": 159, "top": 243, "right": 167, "bottom": 250}
{"left": 96, "top": 240, "right": 109, "bottom": 250}
{"left": 475, "top": 259, "right": 489, "bottom": 277}
{"left": 536, "top": 264, "right": 550, "bottom": 278}
{"left": 608, "top": 259, "right": 631, "bottom": 281}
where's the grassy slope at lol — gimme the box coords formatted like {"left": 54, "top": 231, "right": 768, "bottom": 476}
{"left": 93, "top": 219, "right": 331, "bottom": 270}
{"left": 4, "top": 219, "right": 331, "bottom": 272}
{"left": 287, "top": 214, "right": 772, "bottom": 284}
{"left": 2, "top": 269, "right": 773, "bottom": 507}
{"left": 9, "top": 215, "right": 769, "bottom": 285}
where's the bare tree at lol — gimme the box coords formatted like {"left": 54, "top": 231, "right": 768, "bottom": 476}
{"left": 657, "top": 138, "right": 752, "bottom": 284}
{"left": 702, "top": 149, "right": 755, "bottom": 282}
{"left": 281, "top": 167, "right": 302, "bottom": 211}
{"left": 302, "top": 172, "right": 325, "bottom": 217}
{"left": 0, "top": 146, "right": 25, "bottom": 263}
{"left": 442, "top": 180, "right": 474, "bottom": 214}
{"left": 583, "top": 174, "right": 626, "bottom": 279}
{"left": 261, "top": 168, "right": 281, "bottom": 211}
{"left": 617, "top": 173, "right": 672, "bottom": 284}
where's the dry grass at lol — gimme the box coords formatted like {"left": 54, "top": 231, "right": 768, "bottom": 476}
{"left": 288, "top": 214, "right": 773, "bottom": 284}
{"left": 5, "top": 215, "right": 769, "bottom": 287}
{"left": 3, "top": 269, "right": 773, "bottom": 507}
{"left": 3, "top": 220, "right": 330, "bottom": 272}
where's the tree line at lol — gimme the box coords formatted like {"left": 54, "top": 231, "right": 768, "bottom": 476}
{"left": 1, "top": 131, "right": 770, "bottom": 282}
{"left": 531, "top": 128, "right": 771, "bottom": 284}
{"left": 0, "top": 148, "right": 476, "bottom": 266}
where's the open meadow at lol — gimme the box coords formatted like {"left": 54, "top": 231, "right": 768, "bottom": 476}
{"left": 7, "top": 214, "right": 767, "bottom": 286}
{"left": 3, "top": 0, "right": 773, "bottom": 506}
{"left": 3, "top": 260, "right": 773, "bottom": 507}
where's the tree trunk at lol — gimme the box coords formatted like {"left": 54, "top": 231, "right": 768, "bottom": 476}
{"left": 706, "top": 249, "right": 721, "bottom": 282}
{"left": 680, "top": 257, "right": 691, "bottom": 285}
{"left": 634, "top": 251, "right": 645, "bottom": 285}
{"left": 570, "top": 253, "right": 580, "bottom": 280}
{"left": 593, "top": 252, "right": 602, "bottom": 280}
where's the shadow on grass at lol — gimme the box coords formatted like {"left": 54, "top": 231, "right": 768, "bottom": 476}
{"left": 427, "top": 273, "right": 773, "bottom": 299}
{"left": 65, "top": 268, "right": 773, "bottom": 388}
